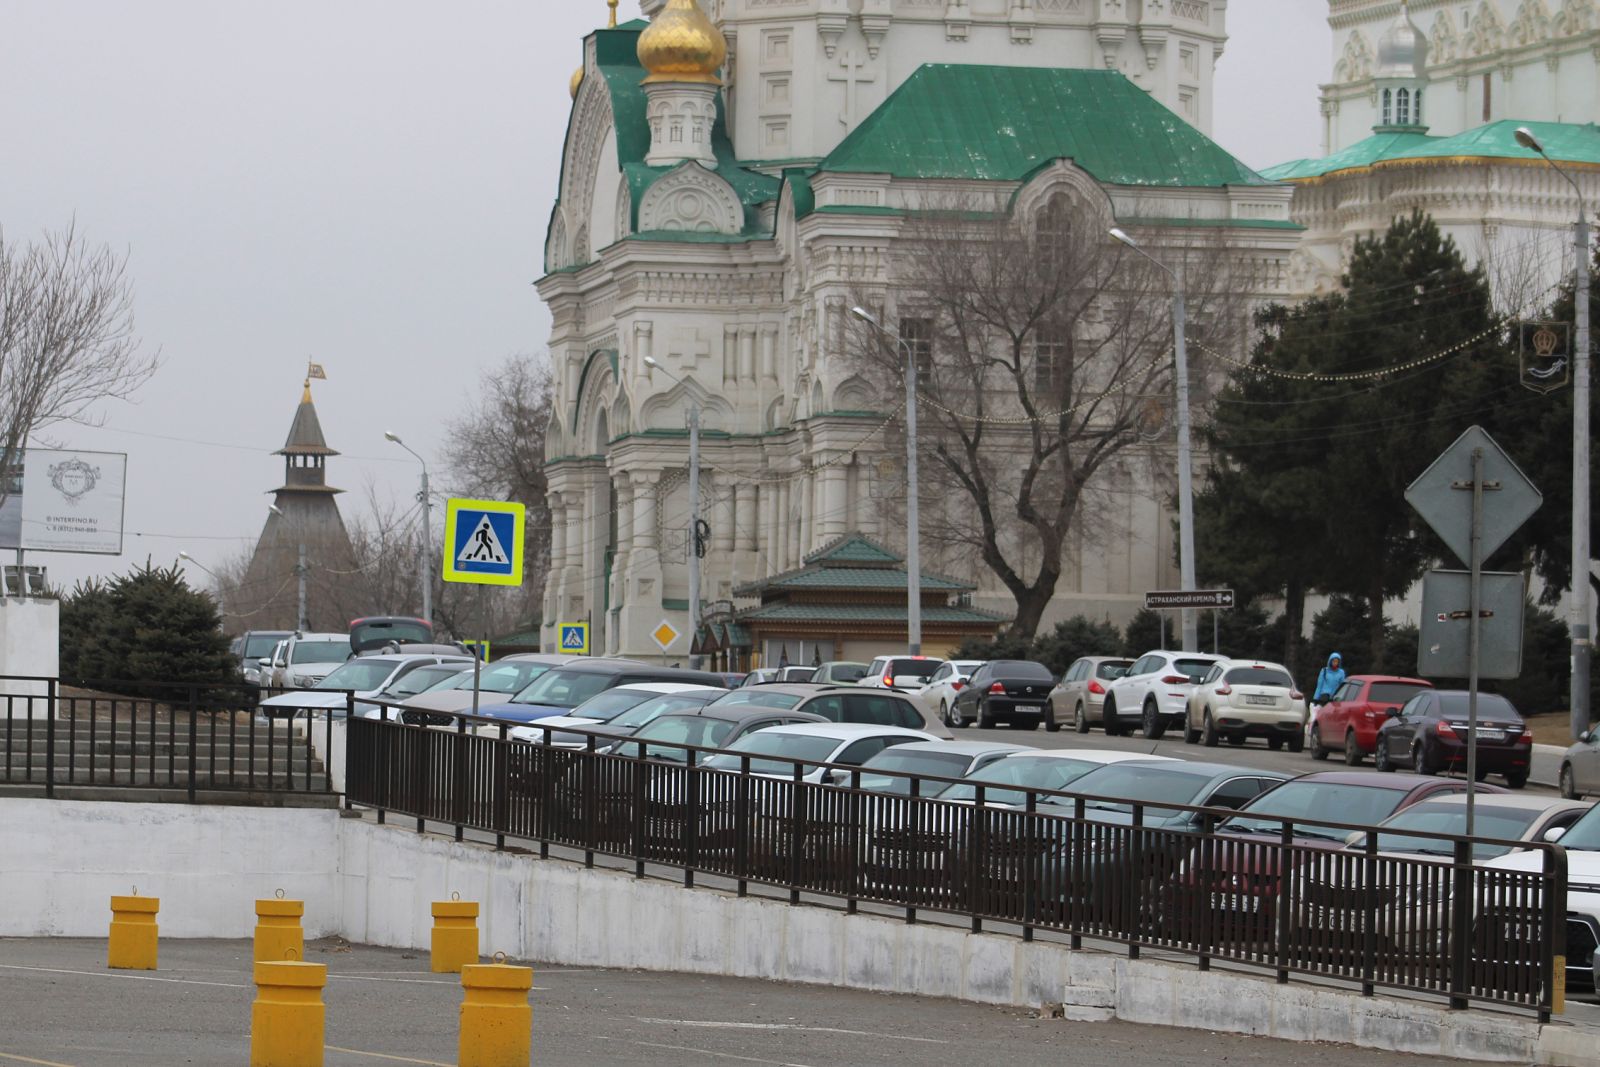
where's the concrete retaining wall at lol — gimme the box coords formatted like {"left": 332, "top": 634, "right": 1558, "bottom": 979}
{"left": 4, "top": 797, "right": 1596, "bottom": 1065}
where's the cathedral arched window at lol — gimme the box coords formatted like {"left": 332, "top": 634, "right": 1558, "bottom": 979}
{"left": 1038, "top": 193, "right": 1073, "bottom": 264}
{"left": 1382, "top": 88, "right": 1393, "bottom": 125}
{"left": 1396, "top": 88, "right": 1410, "bottom": 126}
{"left": 1414, "top": 88, "right": 1424, "bottom": 123}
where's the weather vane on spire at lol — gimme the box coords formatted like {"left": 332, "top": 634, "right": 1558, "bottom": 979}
{"left": 303, "top": 359, "right": 327, "bottom": 399}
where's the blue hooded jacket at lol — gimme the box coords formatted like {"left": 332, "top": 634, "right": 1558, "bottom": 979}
{"left": 1313, "top": 652, "right": 1347, "bottom": 702}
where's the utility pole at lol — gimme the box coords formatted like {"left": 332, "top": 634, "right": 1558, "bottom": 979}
{"left": 296, "top": 542, "right": 308, "bottom": 631}
{"left": 1516, "top": 127, "right": 1592, "bottom": 739}
{"left": 385, "top": 431, "right": 433, "bottom": 625}
{"left": 643, "top": 357, "right": 704, "bottom": 667}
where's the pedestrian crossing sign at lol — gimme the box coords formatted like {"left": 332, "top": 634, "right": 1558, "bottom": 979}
{"left": 442, "top": 498, "right": 525, "bottom": 586}
{"left": 558, "top": 622, "right": 589, "bottom": 655}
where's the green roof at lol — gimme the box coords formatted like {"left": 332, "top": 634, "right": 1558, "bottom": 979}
{"left": 820, "top": 65, "right": 1275, "bottom": 188}
{"left": 806, "top": 534, "right": 902, "bottom": 566}
{"left": 1263, "top": 120, "right": 1600, "bottom": 182}
{"left": 759, "top": 566, "right": 970, "bottom": 592}
{"left": 738, "top": 603, "right": 1007, "bottom": 625}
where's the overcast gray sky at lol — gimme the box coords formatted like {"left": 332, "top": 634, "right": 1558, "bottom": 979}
{"left": 0, "top": 0, "right": 1329, "bottom": 603}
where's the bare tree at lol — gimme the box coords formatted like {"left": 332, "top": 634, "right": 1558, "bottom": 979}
{"left": 847, "top": 196, "right": 1244, "bottom": 638}
{"left": 0, "top": 223, "right": 160, "bottom": 508}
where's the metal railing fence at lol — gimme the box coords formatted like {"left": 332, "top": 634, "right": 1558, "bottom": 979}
{"left": 1, "top": 675, "right": 344, "bottom": 799}
{"left": 343, "top": 705, "right": 1568, "bottom": 1020}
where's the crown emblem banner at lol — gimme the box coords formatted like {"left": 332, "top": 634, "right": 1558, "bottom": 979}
{"left": 1518, "top": 320, "right": 1571, "bottom": 395}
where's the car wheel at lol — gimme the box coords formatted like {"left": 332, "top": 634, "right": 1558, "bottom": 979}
{"left": 1506, "top": 770, "right": 1529, "bottom": 790}
{"left": 1103, "top": 697, "right": 1122, "bottom": 737}
{"left": 1183, "top": 713, "right": 1200, "bottom": 745}
{"left": 977, "top": 700, "right": 994, "bottom": 729}
{"left": 947, "top": 701, "right": 964, "bottom": 729}
{"left": 1267, "top": 737, "right": 1284, "bottom": 752}
{"left": 1142, "top": 699, "right": 1166, "bottom": 740}
{"left": 1561, "top": 763, "right": 1579, "bottom": 800}
{"left": 1343, "top": 731, "right": 1363, "bottom": 766}
{"left": 1074, "top": 702, "right": 1089, "bottom": 734}
{"left": 1375, "top": 741, "right": 1394, "bottom": 772}
{"left": 1309, "top": 724, "right": 1329, "bottom": 761}
{"left": 1412, "top": 740, "right": 1434, "bottom": 776}
{"left": 1045, "top": 708, "right": 1061, "bottom": 733}
{"left": 1287, "top": 732, "right": 1305, "bottom": 754}
{"left": 1202, "top": 711, "right": 1220, "bottom": 748}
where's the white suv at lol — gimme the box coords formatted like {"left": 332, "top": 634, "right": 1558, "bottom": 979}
{"left": 1486, "top": 803, "right": 1600, "bottom": 995}
{"left": 861, "top": 655, "right": 946, "bottom": 690}
{"left": 1100, "top": 650, "right": 1226, "bottom": 740}
{"left": 276, "top": 632, "right": 353, "bottom": 689}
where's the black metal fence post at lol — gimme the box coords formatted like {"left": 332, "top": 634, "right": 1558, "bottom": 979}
{"left": 186, "top": 684, "right": 199, "bottom": 803}
{"left": 44, "top": 679, "right": 56, "bottom": 799}
{"left": 1449, "top": 837, "right": 1472, "bottom": 1010}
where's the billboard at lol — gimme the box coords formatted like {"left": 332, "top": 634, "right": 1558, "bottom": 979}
{"left": 0, "top": 449, "right": 128, "bottom": 555}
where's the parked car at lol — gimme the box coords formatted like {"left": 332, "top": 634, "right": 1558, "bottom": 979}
{"left": 861, "top": 655, "right": 946, "bottom": 690}
{"left": 508, "top": 683, "right": 725, "bottom": 746}
{"left": 263, "top": 653, "right": 470, "bottom": 719}
{"left": 1373, "top": 689, "right": 1533, "bottom": 788}
{"left": 261, "top": 639, "right": 290, "bottom": 689}
{"left": 1561, "top": 725, "right": 1600, "bottom": 799}
{"left": 740, "top": 668, "right": 782, "bottom": 687}
{"left": 477, "top": 659, "right": 727, "bottom": 725}
{"left": 1182, "top": 659, "right": 1306, "bottom": 751}
{"left": 948, "top": 659, "right": 1055, "bottom": 730}
{"left": 705, "top": 683, "right": 831, "bottom": 711}
{"left": 934, "top": 750, "right": 1180, "bottom": 809}
{"left": 1486, "top": 800, "right": 1600, "bottom": 992}
{"left": 348, "top": 615, "right": 433, "bottom": 653}
{"left": 549, "top": 688, "right": 725, "bottom": 747}
{"left": 237, "top": 629, "right": 292, "bottom": 688}
{"left": 1308, "top": 674, "right": 1434, "bottom": 764}
{"left": 611, "top": 705, "right": 830, "bottom": 761}
{"left": 355, "top": 663, "right": 472, "bottom": 718}
{"left": 398, "top": 653, "right": 580, "bottom": 723}
{"left": 1101, "top": 650, "right": 1226, "bottom": 739}
{"left": 775, "top": 665, "right": 820, "bottom": 682}
{"left": 274, "top": 632, "right": 354, "bottom": 689}
{"left": 916, "top": 659, "right": 985, "bottom": 727}
{"left": 716, "top": 672, "right": 748, "bottom": 688}
{"left": 809, "top": 661, "right": 869, "bottom": 685}
{"left": 851, "top": 740, "right": 1029, "bottom": 795}
{"left": 1049, "top": 656, "right": 1135, "bottom": 734}
{"left": 698, "top": 722, "right": 935, "bottom": 784}
{"left": 1349, "top": 794, "right": 1591, "bottom": 860}
{"left": 789, "top": 687, "right": 952, "bottom": 738}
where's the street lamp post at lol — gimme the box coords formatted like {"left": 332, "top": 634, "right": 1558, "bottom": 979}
{"left": 643, "top": 356, "right": 703, "bottom": 669}
{"left": 851, "top": 307, "right": 922, "bottom": 656}
{"left": 178, "top": 551, "right": 223, "bottom": 616}
{"left": 1514, "top": 126, "right": 1592, "bottom": 740}
{"left": 268, "top": 504, "right": 308, "bottom": 631}
{"left": 385, "top": 432, "right": 433, "bottom": 626}
{"left": 1110, "top": 227, "right": 1199, "bottom": 653}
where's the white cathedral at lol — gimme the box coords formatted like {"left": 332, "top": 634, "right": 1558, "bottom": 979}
{"left": 537, "top": 0, "right": 1598, "bottom": 665}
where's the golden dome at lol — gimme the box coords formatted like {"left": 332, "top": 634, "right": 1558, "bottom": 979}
{"left": 570, "top": 65, "right": 585, "bottom": 99}
{"left": 637, "top": 0, "right": 726, "bottom": 86}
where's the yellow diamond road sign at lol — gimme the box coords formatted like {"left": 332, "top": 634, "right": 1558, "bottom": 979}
{"left": 651, "top": 620, "right": 680, "bottom": 653}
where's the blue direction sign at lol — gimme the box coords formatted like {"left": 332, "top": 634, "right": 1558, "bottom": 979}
{"left": 441, "top": 498, "right": 526, "bottom": 587}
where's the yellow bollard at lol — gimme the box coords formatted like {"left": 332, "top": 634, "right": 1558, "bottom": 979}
{"left": 108, "top": 894, "right": 159, "bottom": 970}
{"left": 459, "top": 961, "right": 533, "bottom": 1067}
{"left": 250, "top": 959, "right": 327, "bottom": 1067}
{"left": 431, "top": 899, "right": 481, "bottom": 973}
{"left": 254, "top": 896, "right": 305, "bottom": 964}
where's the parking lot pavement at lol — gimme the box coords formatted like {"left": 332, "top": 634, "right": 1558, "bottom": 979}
{"left": 0, "top": 937, "right": 1474, "bottom": 1067}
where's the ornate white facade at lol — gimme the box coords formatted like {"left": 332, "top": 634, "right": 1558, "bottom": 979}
{"left": 538, "top": 4, "right": 1296, "bottom": 661}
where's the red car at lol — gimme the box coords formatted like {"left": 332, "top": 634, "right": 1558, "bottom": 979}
{"left": 1308, "top": 674, "right": 1433, "bottom": 765}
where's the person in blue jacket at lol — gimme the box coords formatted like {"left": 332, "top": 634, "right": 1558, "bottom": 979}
{"left": 1312, "top": 652, "right": 1347, "bottom": 706}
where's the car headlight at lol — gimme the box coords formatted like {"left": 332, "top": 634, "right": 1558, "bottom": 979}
{"left": 293, "top": 673, "right": 318, "bottom": 687}
{"left": 243, "top": 669, "right": 260, "bottom": 684}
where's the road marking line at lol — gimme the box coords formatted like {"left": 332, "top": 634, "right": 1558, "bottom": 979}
{"left": 0, "top": 964, "right": 247, "bottom": 989}
{"left": 632, "top": 1017, "right": 947, "bottom": 1044}
{"left": 624, "top": 1040, "right": 819, "bottom": 1066}
{"left": 324, "top": 1047, "right": 453, "bottom": 1066}
{"left": 0, "top": 1053, "right": 81, "bottom": 1067}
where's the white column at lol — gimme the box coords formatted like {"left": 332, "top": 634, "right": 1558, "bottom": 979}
{"left": 632, "top": 474, "right": 657, "bottom": 551}
{"left": 738, "top": 327, "right": 757, "bottom": 385}
{"left": 714, "top": 478, "right": 736, "bottom": 554}
{"left": 759, "top": 325, "right": 778, "bottom": 382}
{"left": 737, "top": 483, "right": 758, "bottom": 552}
{"left": 820, "top": 462, "right": 847, "bottom": 541}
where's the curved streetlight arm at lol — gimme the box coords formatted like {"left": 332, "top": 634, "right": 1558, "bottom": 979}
{"left": 1515, "top": 127, "right": 1589, "bottom": 217}
{"left": 177, "top": 551, "right": 220, "bottom": 581}
{"left": 1109, "top": 227, "right": 1179, "bottom": 287}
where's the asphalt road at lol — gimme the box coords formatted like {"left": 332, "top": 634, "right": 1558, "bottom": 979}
{"left": 0, "top": 937, "right": 1475, "bottom": 1067}
{"left": 961, "top": 712, "right": 1565, "bottom": 790}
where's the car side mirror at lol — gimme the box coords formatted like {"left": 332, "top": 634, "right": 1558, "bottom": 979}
{"left": 1544, "top": 826, "right": 1568, "bottom": 844}
{"left": 1583, "top": 729, "right": 1595, "bottom": 745}
{"left": 1385, "top": 707, "right": 1400, "bottom": 719}
{"left": 1344, "top": 830, "right": 1367, "bottom": 848}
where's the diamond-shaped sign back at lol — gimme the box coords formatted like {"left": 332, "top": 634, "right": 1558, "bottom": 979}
{"left": 1404, "top": 426, "right": 1542, "bottom": 567}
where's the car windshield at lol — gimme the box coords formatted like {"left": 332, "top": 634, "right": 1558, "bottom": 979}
{"left": 450, "top": 661, "right": 549, "bottom": 694}
{"left": 292, "top": 640, "right": 350, "bottom": 664}
{"left": 625, "top": 715, "right": 741, "bottom": 760}
{"left": 1369, "top": 682, "right": 1430, "bottom": 704}
{"left": 567, "top": 689, "right": 663, "bottom": 723}
{"left": 385, "top": 667, "right": 464, "bottom": 697}
{"left": 1437, "top": 693, "right": 1518, "bottom": 720}
{"left": 244, "top": 634, "right": 284, "bottom": 658}
{"left": 1173, "top": 659, "right": 1218, "bottom": 682}
{"left": 419, "top": 670, "right": 473, "bottom": 694}
{"left": 315, "top": 660, "right": 393, "bottom": 690}
{"left": 1559, "top": 805, "right": 1600, "bottom": 852}
{"left": 856, "top": 750, "right": 972, "bottom": 794}
{"left": 826, "top": 664, "right": 868, "bottom": 683}
{"left": 511, "top": 668, "right": 616, "bottom": 709}
{"left": 1096, "top": 661, "right": 1134, "bottom": 680}
{"left": 707, "top": 690, "right": 804, "bottom": 710}
{"left": 350, "top": 618, "right": 432, "bottom": 652}
{"left": 702, "top": 732, "right": 839, "bottom": 774}
{"left": 1224, "top": 667, "right": 1293, "bottom": 687}
{"left": 1225, "top": 782, "right": 1411, "bottom": 841}
{"left": 610, "top": 692, "right": 718, "bottom": 730}
{"left": 1368, "top": 802, "right": 1542, "bottom": 859}
{"left": 993, "top": 661, "right": 1053, "bottom": 679}
{"left": 887, "top": 658, "right": 942, "bottom": 682}
{"left": 1072, "top": 766, "right": 1216, "bottom": 816}
{"left": 937, "top": 756, "right": 1104, "bottom": 807}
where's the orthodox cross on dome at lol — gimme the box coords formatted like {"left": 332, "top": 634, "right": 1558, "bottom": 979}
{"left": 827, "top": 50, "right": 877, "bottom": 129}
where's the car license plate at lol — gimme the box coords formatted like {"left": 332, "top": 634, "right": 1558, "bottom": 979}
{"left": 1210, "top": 892, "right": 1260, "bottom": 913}
{"left": 1245, "top": 695, "right": 1277, "bottom": 706}
{"left": 1475, "top": 728, "right": 1505, "bottom": 740}
{"left": 1015, "top": 704, "right": 1042, "bottom": 712}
